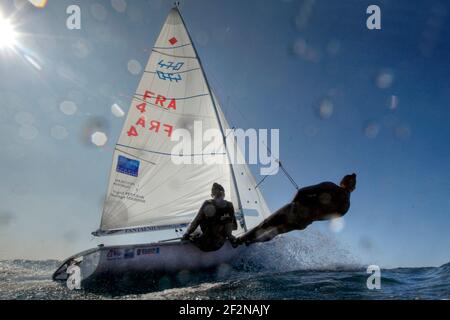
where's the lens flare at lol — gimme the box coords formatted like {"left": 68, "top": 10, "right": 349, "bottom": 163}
{"left": 27, "top": 0, "right": 48, "bottom": 8}
{"left": 0, "top": 16, "right": 17, "bottom": 49}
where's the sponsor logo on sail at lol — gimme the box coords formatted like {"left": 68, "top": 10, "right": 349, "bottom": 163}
{"left": 168, "top": 37, "right": 178, "bottom": 45}
{"left": 124, "top": 248, "right": 135, "bottom": 259}
{"left": 136, "top": 247, "right": 160, "bottom": 256}
{"left": 157, "top": 71, "right": 182, "bottom": 82}
{"left": 116, "top": 155, "right": 140, "bottom": 177}
{"left": 106, "top": 248, "right": 123, "bottom": 260}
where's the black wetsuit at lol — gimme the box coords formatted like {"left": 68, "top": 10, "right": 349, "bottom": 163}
{"left": 185, "top": 199, "right": 237, "bottom": 252}
{"left": 293, "top": 182, "right": 351, "bottom": 219}
{"left": 239, "top": 182, "right": 351, "bottom": 244}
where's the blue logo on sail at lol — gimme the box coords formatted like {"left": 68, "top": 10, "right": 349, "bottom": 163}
{"left": 116, "top": 155, "right": 140, "bottom": 177}
{"left": 157, "top": 71, "right": 182, "bottom": 82}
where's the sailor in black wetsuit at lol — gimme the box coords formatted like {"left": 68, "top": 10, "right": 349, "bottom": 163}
{"left": 182, "top": 183, "right": 238, "bottom": 252}
{"left": 237, "top": 173, "right": 357, "bottom": 245}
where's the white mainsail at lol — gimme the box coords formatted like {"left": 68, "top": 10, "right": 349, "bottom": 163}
{"left": 97, "top": 7, "right": 270, "bottom": 238}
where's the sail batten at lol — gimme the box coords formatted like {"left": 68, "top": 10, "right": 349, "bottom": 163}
{"left": 151, "top": 49, "right": 197, "bottom": 59}
{"left": 98, "top": 7, "right": 269, "bottom": 238}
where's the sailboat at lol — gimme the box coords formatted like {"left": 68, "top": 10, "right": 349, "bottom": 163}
{"left": 53, "top": 6, "right": 271, "bottom": 287}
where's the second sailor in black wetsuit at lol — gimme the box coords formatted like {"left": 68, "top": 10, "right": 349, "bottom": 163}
{"left": 237, "top": 173, "right": 357, "bottom": 245}
{"left": 182, "top": 183, "right": 238, "bottom": 252}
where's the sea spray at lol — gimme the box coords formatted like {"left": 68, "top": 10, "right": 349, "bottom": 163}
{"left": 231, "top": 229, "right": 360, "bottom": 273}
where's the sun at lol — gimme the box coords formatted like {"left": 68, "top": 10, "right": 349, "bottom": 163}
{"left": 0, "top": 15, "right": 17, "bottom": 49}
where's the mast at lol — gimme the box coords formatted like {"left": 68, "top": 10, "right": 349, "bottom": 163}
{"left": 175, "top": 5, "right": 247, "bottom": 231}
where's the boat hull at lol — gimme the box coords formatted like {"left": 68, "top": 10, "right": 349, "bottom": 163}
{"left": 53, "top": 240, "right": 242, "bottom": 289}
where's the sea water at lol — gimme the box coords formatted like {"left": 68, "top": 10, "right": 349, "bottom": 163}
{"left": 1, "top": 235, "right": 449, "bottom": 300}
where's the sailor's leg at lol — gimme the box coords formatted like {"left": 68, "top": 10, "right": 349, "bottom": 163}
{"left": 246, "top": 222, "right": 298, "bottom": 244}
{"left": 191, "top": 235, "right": 226, "bottom": 252}
{"left": 248, "top": 225, "right": 282, "bottom": 243}
{"left": 238, "top": 203, "right": 293, "bottom": 244}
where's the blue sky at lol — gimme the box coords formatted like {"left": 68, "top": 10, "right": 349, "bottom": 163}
{"left": 0, "top": 0, "right": 449, "bottom": 268}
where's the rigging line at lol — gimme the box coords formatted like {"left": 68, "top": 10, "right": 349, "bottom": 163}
{"left": 145, "top": 67, "right": 201, "bottom": 74}
{"left": 115, "top": 148, "right": 156, "bottom": 165}
{"left": 262, "top": 141, "right": 299, "bottom": 190}
{"left": 153, "top": 43, "right": 191, "bottom": 49}
{"left": 280, "top": 164, "right": 299, "bottom": 190}
{"left": 224, "top": 126, "right": 236, "bottom": 138}
{"left": 210, "top": 76, "right": 299, "bottom": 190}
{"left": 206, "top": 127, "right": 236, "bottom": 157}
{"left": 116, "top": 143, "right": 226, "bottom": 157}
{"left": 255, "top": 174, "right": 269, "bottom": 189}
{"left": 210, "top": 76, "right": 300, "bottom": 191}
{"left": 255, "top": 164, "right": 281, "bottom": 189}
{"left": 133, "top": 92, "right": 209, "bottom": 101}
{"left": 152, "top": 49, "right": 196, "bottom": 59}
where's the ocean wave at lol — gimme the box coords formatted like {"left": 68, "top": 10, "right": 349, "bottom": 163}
{"left": 0, "top": 235, "right": 449, "bottom": 299}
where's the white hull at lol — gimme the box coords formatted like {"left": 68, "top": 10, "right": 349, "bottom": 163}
{"left": 53, "top": 240, "right": 242, "bottom": 286}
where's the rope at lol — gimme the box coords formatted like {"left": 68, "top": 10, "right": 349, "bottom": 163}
{"left": 256, "top": 142, "right": 299, "bottom": 190}
{"left": 207, "top": 75, "right": 300, "bottom": 191}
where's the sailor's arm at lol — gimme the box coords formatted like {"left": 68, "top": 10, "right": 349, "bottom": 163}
{"left": 224, "top": 202, "right": 238, "bottom": 237}
{"left": 230, "top": 203, "right": 238, "bottom": 231}
{"left": 183, "top": 203, "right": 205, "bottom": 238}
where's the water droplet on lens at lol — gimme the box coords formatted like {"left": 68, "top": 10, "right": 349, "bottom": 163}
{"left": 81, "top": 117, "right": 110, "bottom": 146}
{"left": 111, "top": 0, "right": 127, "bottom": 13}
{"left": 91, "top": 131, "right": 108, "bottom": 147}
{"left": 59, "top": 100, "right": 77, "bottom": 116}
{"left": 388, "top": 95, "right": 399, "bottom": 110}
{"left": 375, "top": 69, "right": 394, "bottom": 89}
{"left": 315, "top": 98, "right": 333, "bottom": 119}
{"left": 364, "top": 122, "right": 380, "bottom": 139}
{"left": 127, "top": 59, "right": 142, "bottom": 75}
{"left": 111, "top": 103, "right": 125, "bottom": 118}
{"left": 19, "top": 125, "right": 38, "bottom": 140}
